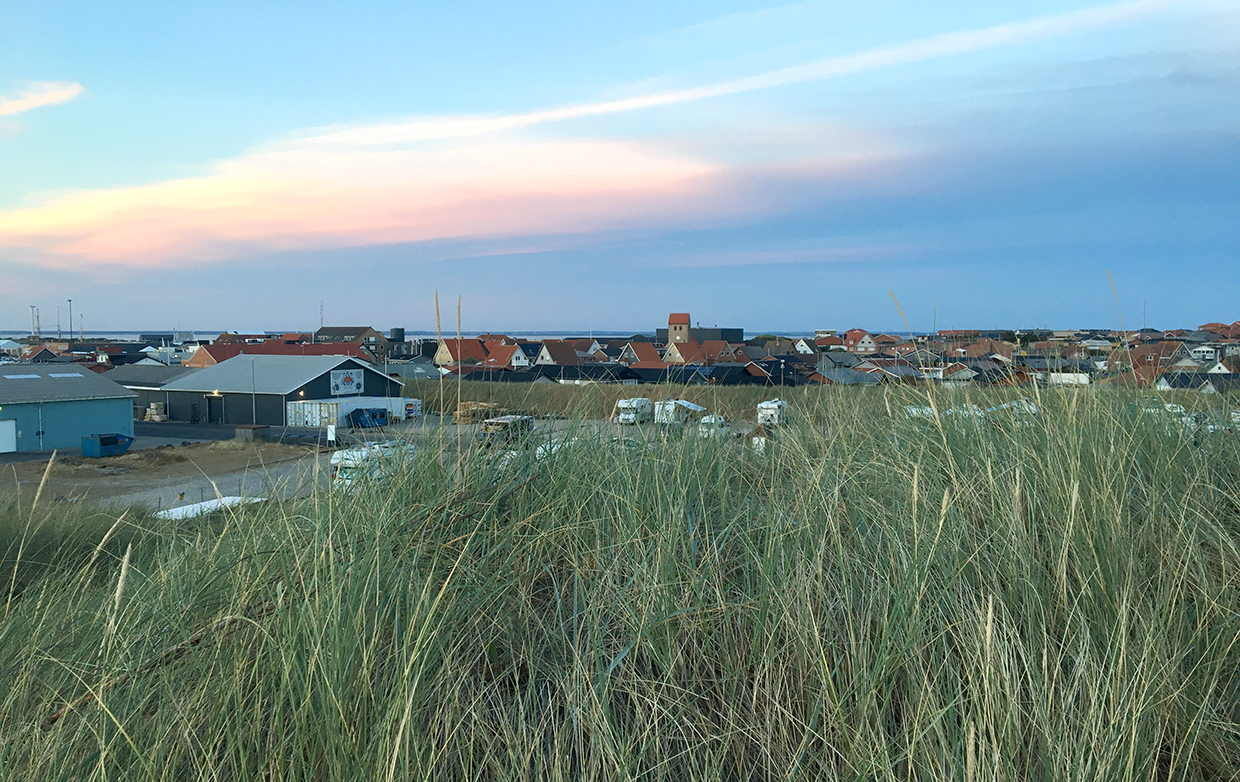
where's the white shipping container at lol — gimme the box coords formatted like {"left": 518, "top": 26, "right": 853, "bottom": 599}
{"left": 286, "top": 397, "right": 420, "bottom": 428}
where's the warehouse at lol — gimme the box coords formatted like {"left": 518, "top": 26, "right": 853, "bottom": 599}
{"left": 160, "top": 355, "right": 403, "bottom": 426}
{"left": 0, "top": 366, "right": 136, "bottom": 453}
{"left": 103, "top": 364, "right": 201, "bottom": 418}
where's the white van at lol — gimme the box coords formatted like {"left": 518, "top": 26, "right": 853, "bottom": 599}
{"left": 613, "top": 398, "right": 653, "bottom": 425}
{"left": 757, "top": 399, "right": 788, "bottom": 426}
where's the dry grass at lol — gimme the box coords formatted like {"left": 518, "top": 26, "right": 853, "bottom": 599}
{"left": 1, "top": 384, "right": 1238, "bottom": 780}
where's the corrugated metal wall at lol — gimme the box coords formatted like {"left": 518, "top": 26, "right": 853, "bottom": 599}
{"left": 0, "top": 398, "right": 134, "bottom": 452}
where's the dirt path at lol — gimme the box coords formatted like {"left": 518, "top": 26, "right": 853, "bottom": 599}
{"left": 0, "top": 441, "right": 326, "bottom": 511}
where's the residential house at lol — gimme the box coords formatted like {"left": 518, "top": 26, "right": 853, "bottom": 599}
{"left": 962, "top": 338, "right": 1016, "bottom": 361}
{"left": 434, "top": 338, "right": 488, "bottom": 367}
{"left": 619, "top": 342, "right": 662, "bottom": 365}
{"left": 482, "top": 344, "right": 529, "bottom": 370}
{"left": 1108, "top": 341, "right": 1187, "bottom": 386}
{"left": 536, "top": 340, "right": 580, "bottom": 366}
{"left": 664, "top": 340, "right": 706, "bottom": 365}
{"left": 843, "top": 329, "right": 878, "bottom": 354}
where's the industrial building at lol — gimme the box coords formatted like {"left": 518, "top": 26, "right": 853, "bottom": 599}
{"left": 0, "top": 366, "right": 136, "bottom": 453}
{"left": 103, "top": 364, "right": 201, "bottom": 417}
{"left": 159, "top": 355, "right": 404, "bottom": 426}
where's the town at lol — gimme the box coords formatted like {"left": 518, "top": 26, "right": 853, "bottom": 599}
{"left": 3, "top": 311, "right": 1239, "bottom": 455}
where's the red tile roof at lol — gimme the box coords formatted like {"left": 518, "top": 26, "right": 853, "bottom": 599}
{"left": 668, "top": 313, "right": 691, "bottom": 325}
{"left": 439, "top": 338, "right": 488, "bottom": 363}
{"left": 624, "top": 342, "right": 662, "bottom": 363}
{"left": 184, "top": 341, "right": 367, "bottom": 367}
{"left": 484, "top": 344, "right": 519, "bottom": 367}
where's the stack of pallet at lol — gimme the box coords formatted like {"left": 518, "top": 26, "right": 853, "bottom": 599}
{"left": 144, "top": 402, "right": 168, "bottom": 422}
{"left": 454, "top": 401, "right": 507, "bottom": 424}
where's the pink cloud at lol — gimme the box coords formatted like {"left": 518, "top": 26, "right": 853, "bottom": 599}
{"left": 0, "top": 138, "right": 719, "bottom": 266}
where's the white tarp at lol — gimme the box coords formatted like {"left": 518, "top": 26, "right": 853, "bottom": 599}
{"left": 154, "top": 496, "right": 264, "bottom": 520}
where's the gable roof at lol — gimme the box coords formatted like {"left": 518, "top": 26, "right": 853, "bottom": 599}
{"left": 439, "top": 338, "right": 487, "bottom": 363}
{"left": 539, "top": 340, "right": 580, "bottom": 366}
{"left": 162, "top": 355, "right": 397, "bottom": 395}
{"left": 0, "top": 365, "right": 137, "bottom": 405}
{"left": 484, "top": 344, "right": 519, "bottom": 367}
{"left": 622, "top": 342, "right": 662, "bottom": 363}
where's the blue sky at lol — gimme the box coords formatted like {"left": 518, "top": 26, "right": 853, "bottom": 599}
{"left": 1, "top": 0, "right": 1236, "bottom": 333}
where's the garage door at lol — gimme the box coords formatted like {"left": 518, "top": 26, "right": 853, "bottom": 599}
{"left": 0, "top": 420, "right": 15, "bottom": 454}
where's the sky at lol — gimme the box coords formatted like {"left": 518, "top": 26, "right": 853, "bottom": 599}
{"left": 1, "top": 0, "right": 1237, "bottom": 334}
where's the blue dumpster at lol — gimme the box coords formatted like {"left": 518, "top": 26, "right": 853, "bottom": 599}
{"left": 81, "top": 433, "right": 135, "bottom": 458}
{"left": 346, "top": 408, "right": 388, "bottom": 428}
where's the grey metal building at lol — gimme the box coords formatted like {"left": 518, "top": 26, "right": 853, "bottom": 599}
{"left": 0, "top": 366, "right": 136, "bottom": 453}
{"left": 160, "top": 355, "right": 403, "bottom": 426}
{"left": 104, "top": 364, "right": 201, "bottom": 417}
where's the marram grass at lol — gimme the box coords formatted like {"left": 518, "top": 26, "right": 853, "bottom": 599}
{"left": 1, "top": 386, "right": 1238, "bottom": 780}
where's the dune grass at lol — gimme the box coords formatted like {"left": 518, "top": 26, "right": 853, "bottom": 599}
{"left": 1, "top": 386, "right": 1238, "bottom": 780}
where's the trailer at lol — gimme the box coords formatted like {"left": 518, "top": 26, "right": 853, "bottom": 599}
{"left": 613, "top": 398, "right": 653, "bottom": 425}
{"left": 654, "top": 399, "right": 705, "bottom": 425}
{"left": 757, "top": 399, "right": 789, "bottom": 426}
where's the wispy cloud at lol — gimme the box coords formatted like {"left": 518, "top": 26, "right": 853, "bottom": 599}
{"left": 0, "top": 81, "right": 83, "bottom": 118}
{"left": 302, "top": 0, "right": 1195, "bottom": 147}
{"left": 0, "top": 0, "right": 1209, "bottom": 268}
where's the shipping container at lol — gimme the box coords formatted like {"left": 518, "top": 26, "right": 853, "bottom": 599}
{"left": 286, "top": 397, "right": 420, "bottom": 428}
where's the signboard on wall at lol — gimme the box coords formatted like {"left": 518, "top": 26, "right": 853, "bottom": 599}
{"left": 330, "top": 369, "right": 364, "bottom": 396}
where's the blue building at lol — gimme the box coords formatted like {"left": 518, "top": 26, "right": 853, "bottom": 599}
{"left": 0, "top": 365, "right": 136, "bottom": 453}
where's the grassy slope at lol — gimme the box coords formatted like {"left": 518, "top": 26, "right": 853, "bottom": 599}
{"left": 1, "top": 386, "right": 1238, "bottom": 780}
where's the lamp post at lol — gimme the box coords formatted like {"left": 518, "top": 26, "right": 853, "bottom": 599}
{"left": 251, "top": 358, "right": 257, "bottom": 425}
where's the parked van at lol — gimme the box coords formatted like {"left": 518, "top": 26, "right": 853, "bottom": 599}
{"left": 756, "top": 399, "right": 788, "bottom": 426}
{"left": 613, "top": 398, "right": 653, "bottom": 425}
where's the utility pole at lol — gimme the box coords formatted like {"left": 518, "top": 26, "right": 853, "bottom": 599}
{"left": 68, "top": 299, "right": 73, "bottom": 341}
{"left": 56, "top": 306, "right": 61, "bottom": 340}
